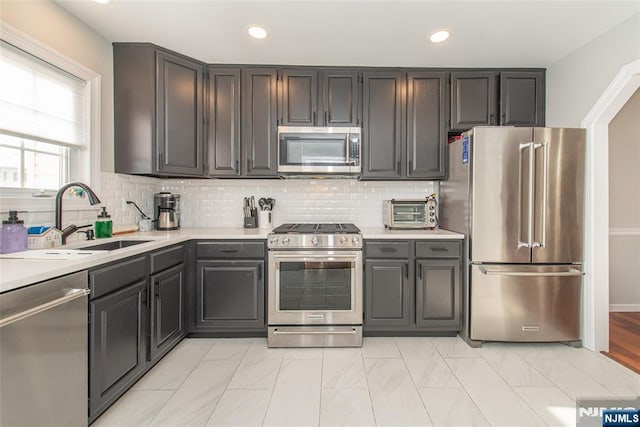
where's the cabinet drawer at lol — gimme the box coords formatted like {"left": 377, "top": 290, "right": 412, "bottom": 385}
{"left": 196, "top": 241, "right": 265, "bottom": 259}
{"left": 415, "top": 241, "right": 460, "bottom": 258}
{"left": 89, "top": 256, "right": 147, "bottom": 299}
{"left": 150, "top": 244, "right": 184, "bottom": 274}
{"left": 364, "top": 241, "right": 410, "bottom": 259}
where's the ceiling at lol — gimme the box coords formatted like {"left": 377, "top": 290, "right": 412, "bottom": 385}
{"left": 56, "top": 0, "right": 640, "bottom": 68}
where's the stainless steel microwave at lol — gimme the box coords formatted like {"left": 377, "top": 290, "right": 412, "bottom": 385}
{"left": 277, "top": 127, "right": 361, "bottom": 175}
{"left": 383, "top": 199, "right": 437, "bottom": 229}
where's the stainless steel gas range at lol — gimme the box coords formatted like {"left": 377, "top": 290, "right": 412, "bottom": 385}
{"left": 267, "top": 223, "right": 363, "bottom": 347}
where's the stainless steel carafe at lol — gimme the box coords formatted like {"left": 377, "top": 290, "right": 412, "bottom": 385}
{"left": 154, "top": 192, "right": 180, "bottom": 230}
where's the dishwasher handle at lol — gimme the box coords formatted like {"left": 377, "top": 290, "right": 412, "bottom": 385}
{"left": 0, "top": 288, "right": 90, "bottom": 328}
{"left": 478, "top": 267, "right": 584, "bottom": 277}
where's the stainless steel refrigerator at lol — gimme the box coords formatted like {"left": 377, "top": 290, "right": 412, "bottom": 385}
{"left": 440, "top": 127, "right": 585, "bottom": 345}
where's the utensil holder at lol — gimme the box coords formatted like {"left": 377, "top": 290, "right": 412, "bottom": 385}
{"left": 258, "top": 210, "right": 272, "bottom": 229}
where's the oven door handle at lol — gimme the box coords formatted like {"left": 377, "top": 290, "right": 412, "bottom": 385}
{"left": 271, "top": 328, "right": 358, "bottom": 336}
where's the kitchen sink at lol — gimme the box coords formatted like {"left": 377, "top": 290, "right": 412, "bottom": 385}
{"left": 78, "top": 240, "right": 152, "bottom": 251}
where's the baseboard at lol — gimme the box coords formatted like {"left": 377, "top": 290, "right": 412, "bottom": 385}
{"left": 609, "top": 304, "right": 640, "bottom": 312}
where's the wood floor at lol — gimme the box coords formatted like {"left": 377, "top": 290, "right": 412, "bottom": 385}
{"left": 603, "top": 312, "right": 640, "bottom": 374}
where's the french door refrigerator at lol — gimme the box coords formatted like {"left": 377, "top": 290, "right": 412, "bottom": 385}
{"left": 440, "top": 127, "right": 585, "bottom": 344}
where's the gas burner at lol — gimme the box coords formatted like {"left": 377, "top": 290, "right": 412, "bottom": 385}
{"left": 268, "top": 223, "right": 362, "bottom": 249}
{"left": 272, "top": 223, "right": 360, "bottom": 234}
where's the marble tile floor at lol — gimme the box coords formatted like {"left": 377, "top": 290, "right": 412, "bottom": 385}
{"left": 93, "top": 337, "right": 640, "bottom": 427}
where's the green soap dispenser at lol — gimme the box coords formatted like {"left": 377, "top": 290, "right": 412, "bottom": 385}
{"left": 95, "top": 207, "right": 112, "bottom": 238}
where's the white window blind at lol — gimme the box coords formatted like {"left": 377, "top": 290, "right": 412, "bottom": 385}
{"left": 0, "top": 39, "right": 88, "bottom": 149}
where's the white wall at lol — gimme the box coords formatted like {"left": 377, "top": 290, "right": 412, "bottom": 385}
{"left": 546, "top": 13, "right": 640, "bottom": 127}
{"left": 1, "top": 0, "right": 115, "bottom": 173}
{"left": 608, "top": 88, "right": 640, "bottom": 310}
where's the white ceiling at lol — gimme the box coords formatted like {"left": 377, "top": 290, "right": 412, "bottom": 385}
{"left": 56, "top": 0, "right": 640, "bottom": 68}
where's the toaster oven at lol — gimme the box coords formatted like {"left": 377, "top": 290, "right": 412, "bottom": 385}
{"left": 383, "top": 198, "right": 437, "bottom": 229}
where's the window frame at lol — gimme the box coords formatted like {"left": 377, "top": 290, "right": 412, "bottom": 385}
{"left": 0, "top": 22, "right": 101, "bottom": 208}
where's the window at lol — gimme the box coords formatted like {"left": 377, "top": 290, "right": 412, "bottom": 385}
{"left": 0, "top": 25, "right": 100, "bottom": 194}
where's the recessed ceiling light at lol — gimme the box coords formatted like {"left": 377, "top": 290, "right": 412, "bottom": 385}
{"left": 430, "top": 30, "right": 450, "bottom": 43}
{"left": 93, "top": 0, "right": 111, "bottom": 3}
{"left": 248, "top": 26, "right": 268, "bottom": 40}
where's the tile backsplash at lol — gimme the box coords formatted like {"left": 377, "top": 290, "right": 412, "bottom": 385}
{"left": 1, "top": 173, "right": 437, "bottom": 233}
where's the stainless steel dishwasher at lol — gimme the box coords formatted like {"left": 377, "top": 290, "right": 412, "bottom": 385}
{"left": 0, "top": 271, "right": 90, "bottom": 427}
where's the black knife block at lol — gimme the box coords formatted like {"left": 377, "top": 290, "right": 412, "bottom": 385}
{"left": 244, "top": 209, "right": 258, "bottom": 228}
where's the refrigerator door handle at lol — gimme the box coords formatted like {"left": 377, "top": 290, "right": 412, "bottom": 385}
{"left": 479, "top": 267, "right": 584, "bottom": 277}
{"left": 518, "top": 142, "right": 534, "bottom": 248}
{"left": 533, "top": 141, "right": 548, "bottom": 248}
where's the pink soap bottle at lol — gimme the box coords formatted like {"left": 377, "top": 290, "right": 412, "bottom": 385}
{"left": 0, "top": 210, "right": 28, "bottom": 254}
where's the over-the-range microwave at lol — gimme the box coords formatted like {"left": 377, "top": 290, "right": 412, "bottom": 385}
{"left": 277, "top": 126, "right": 361, "bottom": 176}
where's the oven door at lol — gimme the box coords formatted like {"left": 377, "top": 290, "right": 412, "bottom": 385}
{"left": 277, "top": 127, "right": 361, "bottom": 174}
{"left": 268, "top": 250, "right": 362, "bottom": 325}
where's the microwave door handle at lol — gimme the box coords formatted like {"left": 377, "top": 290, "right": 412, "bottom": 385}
{"left": 345, "top": 134, "right": 351, "bottom": 163}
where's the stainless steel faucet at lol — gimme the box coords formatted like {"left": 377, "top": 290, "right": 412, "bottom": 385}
{"left": 55, "top": 182, "right": 101, "bottom": 244}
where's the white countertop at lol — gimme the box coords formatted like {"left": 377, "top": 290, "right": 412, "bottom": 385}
{"left": 1, "top": 226, "right": 462, "bottom": 294}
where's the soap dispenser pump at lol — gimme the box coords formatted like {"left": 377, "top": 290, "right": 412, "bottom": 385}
{"left": 95, "top": 207, "right": 112, "bottom": 238}
{"left": 0, "top": 210, "right": 28, "bottom": 254}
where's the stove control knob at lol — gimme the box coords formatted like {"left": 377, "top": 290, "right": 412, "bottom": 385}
{"left": 351, "top": 236, "right": 360, "bottom": 245}
{"left": 340, "top": 236, "right": 348, "bottom": 245}
{"left": 269, "top": 236, "right": 279, "bottom": 245}
{"left": 282, "top": 237, "right": 290, "bottom": 245}
{"left": 311, "top": 236, "right": 319, "bottom": 246}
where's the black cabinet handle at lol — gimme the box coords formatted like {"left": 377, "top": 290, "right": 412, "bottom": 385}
{"left": 408, "top": 160, "right": 413, "bottom": 174}
{"left": 418, "top": 263, "right": 422, "bottom": 280}
{"left": 313, "top": 111, "right": 316, "bottom": 126}
{"left": 380, "top": 247, "right": 397, "bottom": 253}
{"left": 247, "top": 158, "right": 251, "bottom": 171}
{"left": 324, "top": 111, "right": 328, "bottom": 125}
{"left": 431, "top": 247, "right": 448, "bottom": 252}
{"left": 397, "top": 160, "right": 400, "bottom": 173}
{"left": 235, "top": 159, "right": 239, "bottom": 172}
{"left": 258, "top": 267, "right": 263, "bottom": 281}
{"left": 501, "top": 113, "right": 505, "bottom": 125}
{"left": 490, "top": 113, "right": 495, "bottom": 125}
{"left": 403, "top": 263, "right": 408, "bottom": 278}
{"left": 220, "top": 249, "right": 239, "bottom": 253}
{"left": 142, "top": 290, "right": 147, "bottom": 306}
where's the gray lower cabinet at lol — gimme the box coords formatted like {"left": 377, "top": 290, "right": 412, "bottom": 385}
{"left": 193, "top": 240, "right": 266, "bottom": 332}
{"left": 364, "top": 240, "right": 462, "bottom": 334}
{"left": 149, "top": 263, "right": 185, "bottom": 362}
{"left": 416, "top": 259, "right": 461, "bottom": 329}
{"left": 364, "top": 259, "right": 411, "bottom": 327}
{"left": 88, "top": 257, "right": 148, "bottom": 422}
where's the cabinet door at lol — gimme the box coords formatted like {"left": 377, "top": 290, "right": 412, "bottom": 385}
{"left": 207, "top": 67, "right": 241, "bottom": 176}
{"left": 149, "top": 264, "right": 185, "bottom": 362}
{"left": 279, "top": 69, "right": 318, "bottom": 126}
{"left": 362, "top": 71, "right": 404, "bottom": 179}
{"left": 450, "top": 71, "right": 498, "bottom": 130}
{"left": 89, "top": 280, "right": 146, "bottom": 420}
{"left": 156, "top": 51, "right": 204, "bottom": 176}
{"left": 406, "top": 71, "right": 447, "bottom": 179}
{"left": 500, "top": 71, "right": 545, "bottom": 127}
{"left": 196, "top": 260, "right": 265, "bottom": 329}
{"left": 242, "top": 68, "right": 278, "bottom": 177}
{"left": 415, "top": 259, "right": 461, "bottom": 329}
{"left": 364, "top": 259, "right": 411, "bottom": 328}
{"left": 320, "top": 70, "right": 360, "bottom": 126}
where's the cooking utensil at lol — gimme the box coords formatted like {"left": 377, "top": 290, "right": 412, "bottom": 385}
{"left": 259, "top": 198, "right": 267, "bottom": 211}
{"left": 267, "top": 198, "right": 275, "bottom": 211}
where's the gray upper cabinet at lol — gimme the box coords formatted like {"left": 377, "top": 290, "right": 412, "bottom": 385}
{"left": 450, "top": 70, "right": 545, "bottom": 130}
{"left": 321, "top": 69, "right": 361, "bottom": 126}
{"left": 113, "top": 43, "right": 205, "bottom": 177}
{"left": 406, "top": 71, "right": 447, "bottom": 179}
{"left": 156, "top": 51, "right": 205, "bottom": 175}
{"left": 362, "top": 71, "right": 404, "bottom": 179}
{"left": 450, "top": 71, "right": 498, "bottom": 130}
{"left": 279, "top": 69, "right": 318, "bottom": 126}
{"left": 279, "top": 68, "right": 361, "bottom": 127}
{"left": 500, "top": 71, "right": 545, "bottom": 126}
{"left": 207, "top": 67, "right": 241, "bottom": 176}
{"left": 242, "top": 68, "right": 279, "bottom": 177}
